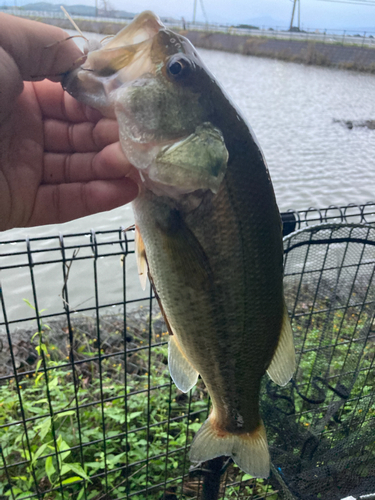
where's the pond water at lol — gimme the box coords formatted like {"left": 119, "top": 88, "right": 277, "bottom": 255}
{"left": 1, "top": 34, "right": 375, "bottom": 320}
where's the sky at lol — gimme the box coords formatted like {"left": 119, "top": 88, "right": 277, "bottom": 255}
{"left": 19, "top": 0, "right": 375, "bottom": 31}
{"left": 116, "top": 0, "right": 375, "bottom": 30}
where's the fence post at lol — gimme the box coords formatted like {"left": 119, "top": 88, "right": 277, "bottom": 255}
{"left": 342, "top": 30, "right": 346, "bottom": 45}
{"left": 362, "top": 31, "right": 366, "bottom": 48}
{"left": 200, "top": 457, "right": 226, "bottom": 500}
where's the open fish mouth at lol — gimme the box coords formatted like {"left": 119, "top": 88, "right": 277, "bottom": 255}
{"left": 62, "top": 11, "right": 166, "bottom": 112}
{"left": 63, "top": 10, "right": 224, "bottom": 198}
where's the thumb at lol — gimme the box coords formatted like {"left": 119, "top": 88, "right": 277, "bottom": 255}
{"left": 0, "top": 13, "right": 83, "bottom": 81}
{"left": 0, "top": 46, "right": 24, "bottom": 120}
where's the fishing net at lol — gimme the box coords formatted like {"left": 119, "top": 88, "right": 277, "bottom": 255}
{"left": 264, "top": 223, "right": 375, "bottom": 500}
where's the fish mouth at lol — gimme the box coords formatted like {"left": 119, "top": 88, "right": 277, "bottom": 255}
{"left": 62, "top": 11, "right": 165, "bottom": 113}
{"left": 62, "top": 11, "right": 224, "bottom": 201}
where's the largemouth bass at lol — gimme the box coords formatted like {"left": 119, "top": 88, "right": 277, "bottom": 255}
{"left": 63, "top": 11, "right": 295, "bottom": 477}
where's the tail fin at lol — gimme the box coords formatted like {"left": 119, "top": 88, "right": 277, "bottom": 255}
{"left": 189, "top": 417, "right": 270, "bottom": 478}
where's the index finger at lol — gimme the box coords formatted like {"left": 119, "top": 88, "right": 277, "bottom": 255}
{"left": 33, "top": 79, "right": 103, "bottom": 123}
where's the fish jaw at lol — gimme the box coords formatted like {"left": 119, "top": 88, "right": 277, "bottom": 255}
{"left": 62, "top": 10, "right": 227, "bottom": 199}
{"left": 62, "top": 11, "right": 188, "bottom": 116}
{"left": 62, "top": 11, "right": 163, "bottom": 114}
{"left": 97, "top": 11, "right": 164, "bottom": 50}
{"left": 64, "top": 80, "right": 227, "bottom": 200}
{"left": 62, "top": 66, "right": 112, "bottom": 115}
{"left": 61, "top": 38, "right": 156, "bottom": 116}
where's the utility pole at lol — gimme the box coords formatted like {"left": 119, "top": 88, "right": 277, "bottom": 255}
{"left": 193, "top": 0, "right": 197, "bottom": 24}
{"left": 289, "top": 0, "right": 297, "bottom": 30}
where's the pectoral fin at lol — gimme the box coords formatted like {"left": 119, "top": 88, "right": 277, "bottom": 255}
{"left": 135, "top": 225, "right": 148, "bottom": 291}
{"left": 267, "top": 303, "right": 296, "bottom": 386}
{"left": 168, "top": 335, "right": 199, "bottom": 393}
{"left": 157, "top": 208, "right": 213, "bottom": 289}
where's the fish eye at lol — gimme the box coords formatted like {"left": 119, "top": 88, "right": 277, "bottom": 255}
{"left": 166, "top": 56, "right": 192, "bottom": 80}
{"left": 169, "top": 61, "right": 183, "bottom": 76}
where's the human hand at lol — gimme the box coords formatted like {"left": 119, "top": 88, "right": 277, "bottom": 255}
{"left": 0, "top": 14, "right": 139, "bottom": 231}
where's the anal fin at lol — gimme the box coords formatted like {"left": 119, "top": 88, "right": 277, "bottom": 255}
{"left": 267, "top": 302, "right": 295, "bottom": 386}
{"left": 169, "top": 335, "right": 199, "bottom": 393}
{"left": 190, "top": 417, "right": 270, "bottom": 478}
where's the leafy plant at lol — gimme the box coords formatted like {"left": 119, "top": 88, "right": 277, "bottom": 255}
{"left": 0, "top": 308, "right": 214, "bottom": 499}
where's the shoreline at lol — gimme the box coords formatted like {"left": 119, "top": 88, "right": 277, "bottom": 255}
{"left": 29, "top": 16, "right": 375, "bottom": 73}
{"left": 185, "top": 30, "right": 375, "bottom": 73}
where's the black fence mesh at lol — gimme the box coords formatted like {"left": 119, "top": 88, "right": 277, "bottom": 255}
{"left": 0, "top": 202, "right": 374, "bottom": 500}
{"left": 270, "top": 223, "right": 375, "bottom": 500}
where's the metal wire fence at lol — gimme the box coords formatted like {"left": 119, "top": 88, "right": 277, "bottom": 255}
{"left": 280, "top": 222, "right": 375, "bottom": 499}
{"left": 0, "top": 201, "right": 375, "bottom": 500}
{"left": 1, "top": 8, "right": 375, "bottom": 48}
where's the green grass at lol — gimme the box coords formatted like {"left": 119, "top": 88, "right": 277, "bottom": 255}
{"left": 1, "top": 296, "right": 373, "bottom": 499}
{"left": 1, "top": 309, "right": 275, "bottom": 500}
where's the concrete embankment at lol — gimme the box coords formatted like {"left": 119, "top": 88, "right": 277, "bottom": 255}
{"left": 184, "top": 30, "right": 375, "bottom": 73}
{"left": 34, "top": 16, "right": 375, "bottom": 73}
